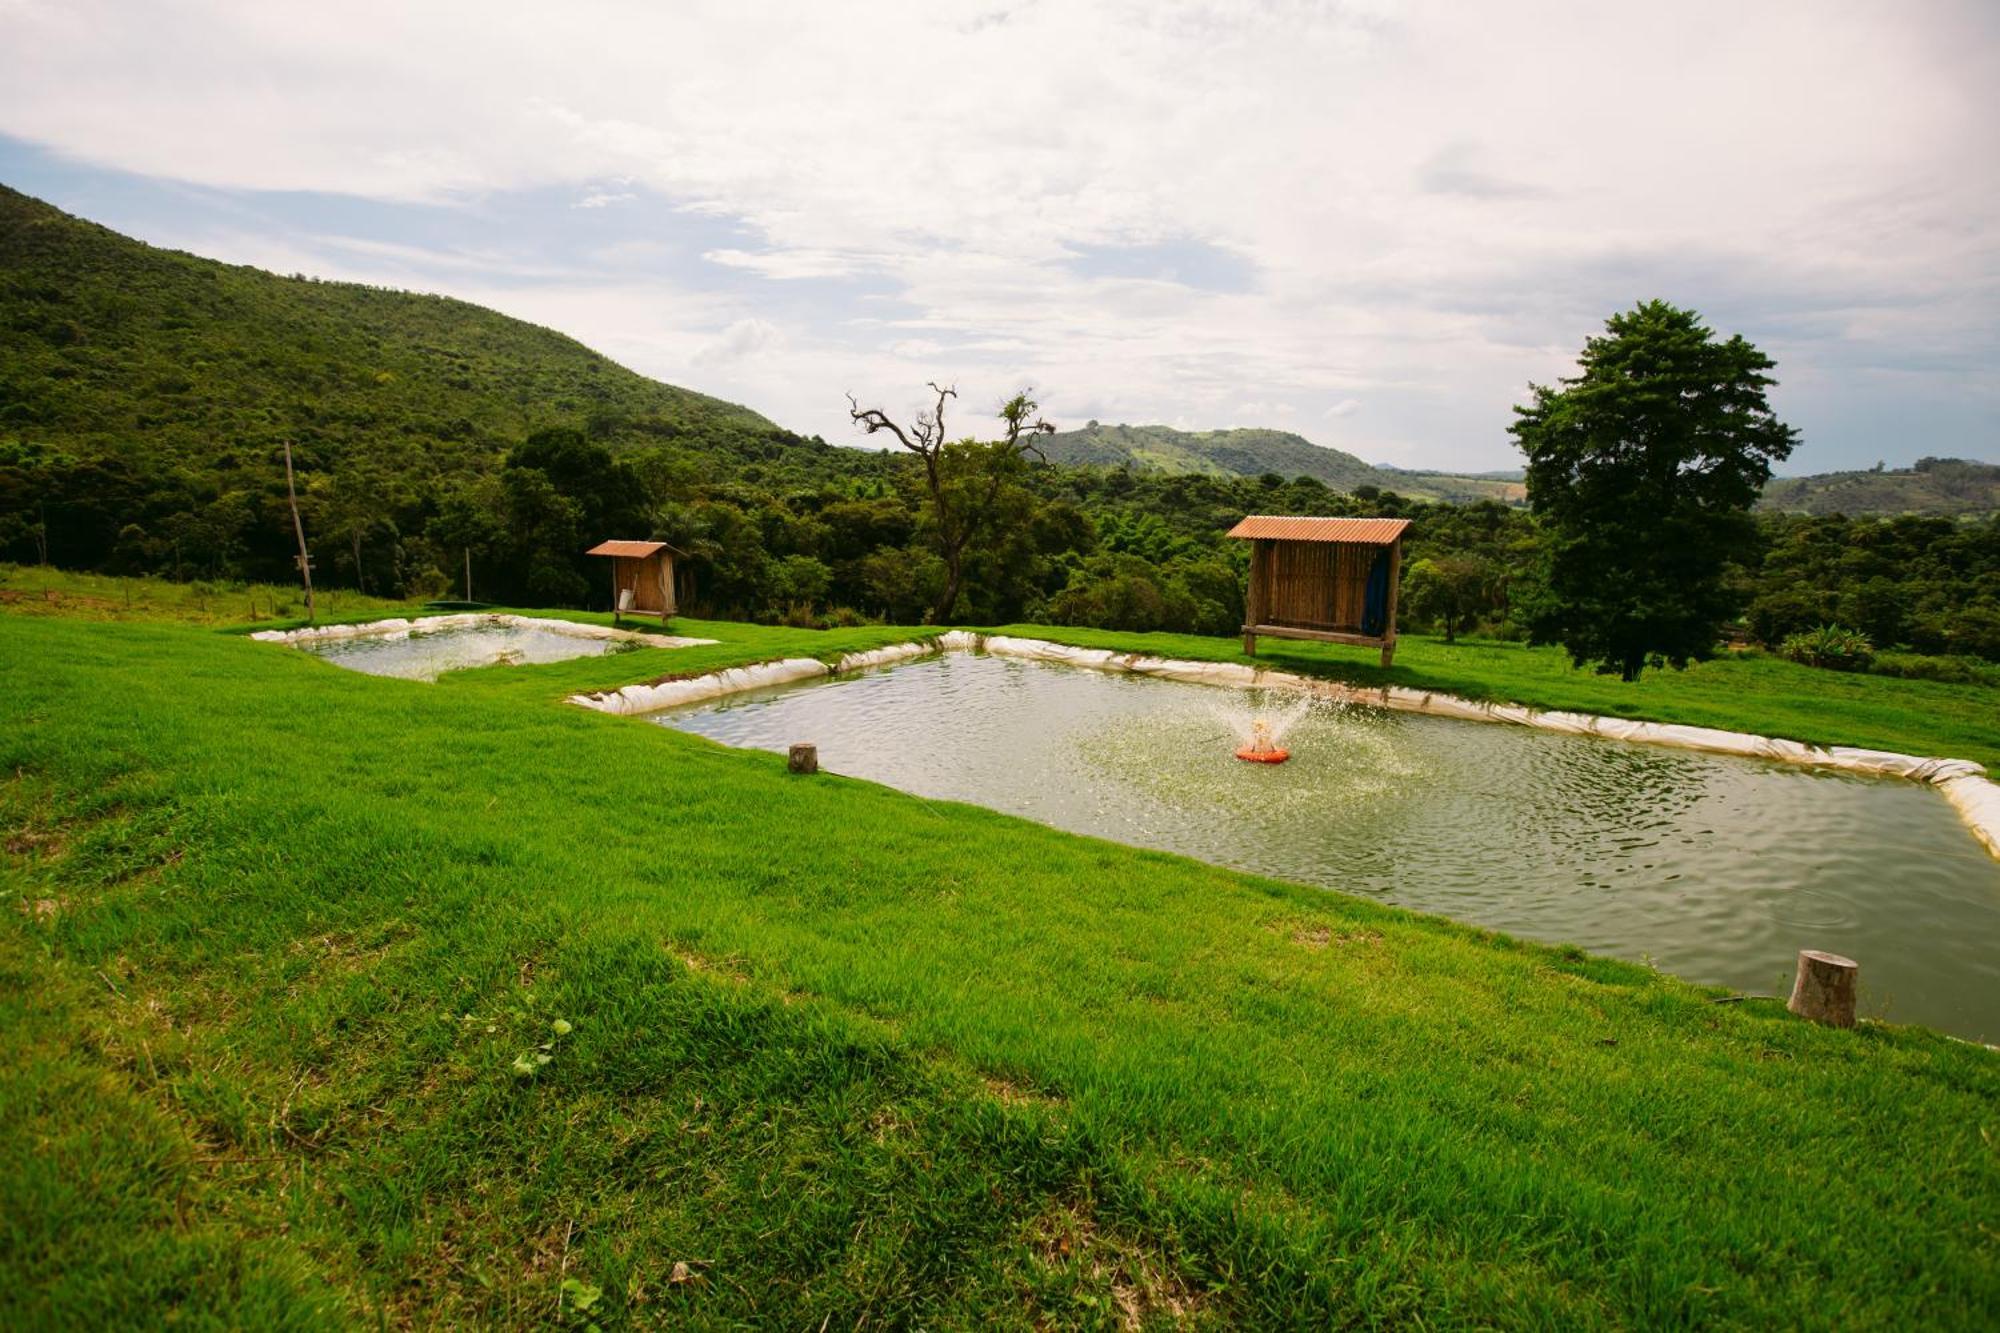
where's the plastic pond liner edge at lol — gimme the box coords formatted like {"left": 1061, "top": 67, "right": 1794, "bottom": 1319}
{"left": 248, "top": 611, "right": 718, "bottom": 650}
{"left": 568, "top": 630, "right": 2000, "bottom": 862}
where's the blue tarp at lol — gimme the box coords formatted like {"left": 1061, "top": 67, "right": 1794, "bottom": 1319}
{"left": 1360, "top": 550, "right": 1390, "bottom": 637}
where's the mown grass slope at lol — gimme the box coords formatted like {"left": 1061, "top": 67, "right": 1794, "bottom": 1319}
{"left": 3, "top": 610, "right": 1996, "bottom": 1328}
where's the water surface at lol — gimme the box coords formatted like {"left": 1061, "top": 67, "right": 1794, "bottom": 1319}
{"left": 653, "top": 652, "right": 2000, "bottom": 1041}
{"left": 300, "top": 621, "right": 624, "bottom": 681}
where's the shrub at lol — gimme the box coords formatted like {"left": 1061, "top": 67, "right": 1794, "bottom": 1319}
{"left": 1869, "top": 651, "right": 2000, "bottom": 687}
{"left": 1778, "top": 624, "right": 1874, "bottom": 672}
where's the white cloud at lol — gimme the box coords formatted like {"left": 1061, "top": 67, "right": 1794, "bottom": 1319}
{"left": 692, "top": 317, "right": 782, "bottom": 368}
{"left": 0, "top": 0, "right": 1993, "bottom": 469}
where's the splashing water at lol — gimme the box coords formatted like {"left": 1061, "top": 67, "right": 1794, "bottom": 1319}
{"left": 1210, "top": 693, "right": 1317, "bottom": 754}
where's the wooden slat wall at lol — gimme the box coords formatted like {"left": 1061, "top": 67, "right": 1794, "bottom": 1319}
{"left": 1257, "top": 540, "right": 1374, "bottom": 632}
{"left": 613, "top": 555, "right": 672, "bottom": 614}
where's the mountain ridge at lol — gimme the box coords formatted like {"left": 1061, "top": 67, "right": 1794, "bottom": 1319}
{"left": 1037, "top": 421, "right": 1526, "bottom": 503}
{"left": 1759, "top": 458, "right": 1999, "bottom": 517}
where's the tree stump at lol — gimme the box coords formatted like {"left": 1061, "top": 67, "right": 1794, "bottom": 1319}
{"left": 1787, "top": 949, "right": 1858, "bottom": 1028}
{"left": 787, "top": 743, "right": 818, "bottom": 775}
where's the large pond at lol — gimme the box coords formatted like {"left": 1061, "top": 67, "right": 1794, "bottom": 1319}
{"left": 300, "top": 621, "right": 631, "bottom": 681}
{"left": 652, "top": 651, "right": 2000, "bottom": 1041}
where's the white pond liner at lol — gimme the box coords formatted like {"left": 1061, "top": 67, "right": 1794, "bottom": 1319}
{"left": 251, "top": 613, "right": 716, "bottom": 650}
{"left": 569, "top": 632, "right": 2000, "bottom": 860}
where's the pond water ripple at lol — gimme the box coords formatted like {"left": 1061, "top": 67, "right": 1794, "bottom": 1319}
{"left": 653, "top": 653, "right": 2000, "bottom": 1041}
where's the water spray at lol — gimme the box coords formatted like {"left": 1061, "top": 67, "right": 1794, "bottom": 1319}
{"left": 1213, "top": 695, "right": 1312, "bottom": 764}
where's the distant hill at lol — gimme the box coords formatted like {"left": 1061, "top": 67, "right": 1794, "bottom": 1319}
{"left": 0, "top": 184, "right": 824, "bottom": 477}
{"left": 1038, "top": 421, "right": 1524, "bottom": 503}
{"left": 1373, "top": 464, "right": 1527, "bottom": 504}
{"left": 1760, "top": 458, "right": 2000, "bottom": 517}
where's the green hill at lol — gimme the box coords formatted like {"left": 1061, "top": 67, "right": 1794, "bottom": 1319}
{"left": 1038, "top": 421, "right": 1524, "bottom": 502}
{"left": 1760, "top": 458, "right": 2000, "bottom": 517}
{"left": 1040, "top": 422, "right": 1381, "bottom": 487}
{"left": 0, "top": 183, "right": 814, "bottom": 476}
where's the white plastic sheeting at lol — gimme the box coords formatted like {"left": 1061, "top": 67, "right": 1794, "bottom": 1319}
{"left": 572, "top": 657, "right": 831, "bottom": 715}
{"left": 1938, "top": 776, "right": 2000, "bottom": 858}
{"left": 833, "top": 640, "right": 943, "bottom": 673}
{"left": 253, "top": 613, "right": 714, "bottom": 650}
{"left": 568, "top": 631, "right": 2000, "bottom": 858}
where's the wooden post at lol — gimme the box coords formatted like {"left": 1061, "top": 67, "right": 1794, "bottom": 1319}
{"left": 787, "top": 743, "right": 818, "bottom": 775}
{"left": 282, "top": 440, "right": 315, "bottom": 625}
{"left": 1242, "top": 539, "right": 1266, "bottom": 657}
{"left": 1787, "top": 950, "right": 1858, "bottom": 1028}
{"left": 464, "top": 547, "right": 472, "bottom": 602}
{"left": 1379, "top": 536, "right": 1402, "bottom": 668}
{"left": 610, "top": 557, "right": 622, "bottom": 626}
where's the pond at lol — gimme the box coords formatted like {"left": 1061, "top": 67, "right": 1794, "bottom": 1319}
{"left": 651, "top": 651, "right": 2000, "bottom": 1042}
{"left": 295, "top": 620, "right": 637, "bottom": 681}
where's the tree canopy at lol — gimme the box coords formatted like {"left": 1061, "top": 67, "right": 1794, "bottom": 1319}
{"left": 1512, "top": 301, "right": 1798, "bottom": 679}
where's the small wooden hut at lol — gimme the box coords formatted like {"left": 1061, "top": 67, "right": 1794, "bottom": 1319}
{"left": 585, "top": 539, "right": 679, "bottom": 626}
{"left": 1228, "top": 515, "right": 1410, "bottom": 665}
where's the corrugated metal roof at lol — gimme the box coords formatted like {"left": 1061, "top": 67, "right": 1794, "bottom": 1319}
{"left": 1225, "top": 516, "right": 1410, "bottom": 543}
{"left": 585, "top": 539, "right": 672, "bottom": 558}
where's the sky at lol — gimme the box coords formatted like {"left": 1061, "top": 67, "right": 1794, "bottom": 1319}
{"left": 2, "top": 0, "right": 1995, "bottom": 473}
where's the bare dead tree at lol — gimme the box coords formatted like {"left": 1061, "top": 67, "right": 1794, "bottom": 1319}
{"left": 848, "top": 383, "right": 1055, "bottom": 621}
{"left": 282, "top": 440, "right": 316, "bottom": 625}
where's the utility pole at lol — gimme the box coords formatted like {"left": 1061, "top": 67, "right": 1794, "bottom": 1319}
{"left": 282, "top": 440, "right": 316, "bottom": 624}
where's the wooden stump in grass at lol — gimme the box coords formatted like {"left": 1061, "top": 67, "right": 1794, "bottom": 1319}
{"left": 1787, "top": 950, "right": 1858, "bottom": 1028}
{"left": 788, "top": 743, "right": 818, "bottom": 775}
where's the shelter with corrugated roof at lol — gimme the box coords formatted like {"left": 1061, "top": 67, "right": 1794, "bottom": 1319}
{"left": 1227, "top": 515, "right": 1410, "bottom": 665}
{"left": 585, "top": 539, "right": 680, "bottom": 625}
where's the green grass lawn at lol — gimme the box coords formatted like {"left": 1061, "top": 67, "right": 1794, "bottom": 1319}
{"left": 3, "top": 605, "right": 1996, "bottom": 1328}
{"left": 0, "top": 563, "right": 425, "bottom": 627}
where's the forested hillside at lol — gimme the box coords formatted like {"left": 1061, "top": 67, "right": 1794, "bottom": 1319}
{"left": 0, "top": 184, "right": 868, "bottom": 582}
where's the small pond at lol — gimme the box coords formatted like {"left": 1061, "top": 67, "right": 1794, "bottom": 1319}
{"left": 651, "top": 652, "right": 2000, "bottom": 1041}
{"left": 298, "top": 620, "right": 633, "bottom": 681}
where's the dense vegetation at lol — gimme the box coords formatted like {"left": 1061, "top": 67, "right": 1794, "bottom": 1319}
{"left": 5, "top": 604, "right": 1996, "bottom": 1326}
{"left": 4, "top": 184, "right": 1998, "bottom": 678}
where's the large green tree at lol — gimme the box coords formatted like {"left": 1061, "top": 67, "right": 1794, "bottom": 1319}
{"left": 1512, "top": 301, "right": 1797, "bottom": 679}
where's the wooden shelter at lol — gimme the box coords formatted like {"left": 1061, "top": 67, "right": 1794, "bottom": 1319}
{"left": 1228, "top": 515, "right": 1410, "bottom": 665}
{"left": 585, "top": 539, "right": 679, "bottom": 626}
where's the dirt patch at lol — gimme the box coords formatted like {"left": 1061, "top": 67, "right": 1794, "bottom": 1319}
{"left": 16, "top": 895, "right": 64, "bottom": 922}
{"left": 1288, "top": 923, "right": 1383, "bottom": 950}
{"left": 983, "top": 1074, "right": 1065, "bottom": 1110}
{"left": 670, "top": 945, "right": 751, "bottom": 985}
{"left": 1024, "top": 1200, "right": 1203, "bottom": 1329}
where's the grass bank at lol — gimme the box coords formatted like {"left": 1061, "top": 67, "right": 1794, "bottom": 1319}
{"left": 2, "top": 610, "right": 1996, "bottom": 1327}
{"left": 0, "top": 563, "right": 423, "bottom": 627}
